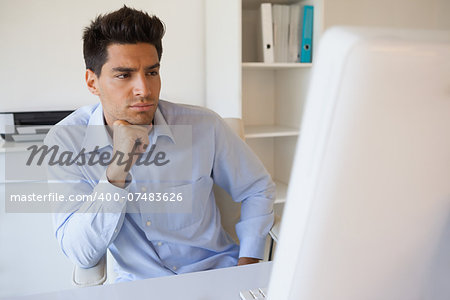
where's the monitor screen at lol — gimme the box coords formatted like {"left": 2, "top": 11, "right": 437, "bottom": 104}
{"left": 268, "top": 27, "right": 450, "bottom": 300}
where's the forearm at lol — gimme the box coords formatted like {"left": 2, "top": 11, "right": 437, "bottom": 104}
{"left": 56, "top": 204, "right": 126, "bottom": 268}
{"left": 236, "top": 213, "right": 274, "bottom": 260}
{"left": 53, "top": 173, "right": 129, "bottom": 267}
{"left": 236, "top": 179, "right": 276, "bottom": 259}
{"left": 212, "top": 115, "right": 276, "bottom": 259}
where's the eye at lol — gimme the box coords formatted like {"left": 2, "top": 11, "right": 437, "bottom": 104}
{"left": 147, "top": 71, "right": 159, "bottom": 76}
{"left": 116, "top": 73, "right": 130, "bottom": 79}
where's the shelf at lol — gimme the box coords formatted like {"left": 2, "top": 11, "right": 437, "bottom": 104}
{"left": 0, "top": 140, "right": 43, "bottom": 153}
{"left": 244, "top": 125, "right": 299, "bottom": 138}
{"left": 242, "top": 62, "right": 312, "bottom": 70}
{"left": 243, "top": 0, "right": 304, "bottom": 10}
{"left": 274, "top": 180, "right": 288, "bottom": 204}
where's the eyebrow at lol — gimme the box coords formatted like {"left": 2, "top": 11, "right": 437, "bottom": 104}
{"left": 112, "top": 63, "right": 160, "bottom": 73}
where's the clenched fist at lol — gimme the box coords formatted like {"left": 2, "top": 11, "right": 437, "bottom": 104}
{"left": 106, "top": 120, "right": 153, "bottom": 188}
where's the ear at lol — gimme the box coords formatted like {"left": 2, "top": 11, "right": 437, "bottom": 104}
{"left": 85, "top": 69, "right": 100, "bottom": 96}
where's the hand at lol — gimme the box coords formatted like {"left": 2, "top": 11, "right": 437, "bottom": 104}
{"left": 237, "top": 257, "right": 260, "bottom": 266}
{"left": 106, "top": 120, "right": 152, "bottom": 187}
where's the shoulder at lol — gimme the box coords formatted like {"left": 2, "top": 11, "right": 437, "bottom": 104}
{"left": 158, "top": 100, "right": 222, "bottom": 125}
{"left": 158, "top": 100, "right": 244, "bottom": 143}
{"left": 44, "top": 103, "right": 99, "bottom": 146}
{"left": 55, "top": 103, "right": 100, "bottom": 126}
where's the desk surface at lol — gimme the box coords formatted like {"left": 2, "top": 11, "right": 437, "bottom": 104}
{"left": 7, "top": 262, "right": 272, "bottom": 300}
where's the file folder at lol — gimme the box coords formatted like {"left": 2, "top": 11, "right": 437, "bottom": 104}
{"left": 258, "top": 3, "right": 274, "bottom": 63}
{"left": 272, "top": 4, "right": 290, "bottom": 62}
{"left": 288, "top": 4, "right": 301, "bottom": 63}
{"left": 300, "top": 5, "right": 313, "bottom": 63}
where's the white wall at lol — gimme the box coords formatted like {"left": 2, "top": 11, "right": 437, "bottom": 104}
{"left": 323, "top": 0, "right": 450, "bottom": 31}
{"left": 205, "top": 0, "right": 242, "bottom": 118}
{"left": 0, "top": 0, "right": 205, "bottom": 298}
{"left": 0, "top": 0, "right": 205, "bottom": 112}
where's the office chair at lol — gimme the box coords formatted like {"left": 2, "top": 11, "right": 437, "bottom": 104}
{"left": 72, "top": 118, "right": 279, "bottom": 287}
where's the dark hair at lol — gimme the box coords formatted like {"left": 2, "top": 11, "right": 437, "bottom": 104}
{"left": 83, "top": 5, "right": 165, "bottom": 77}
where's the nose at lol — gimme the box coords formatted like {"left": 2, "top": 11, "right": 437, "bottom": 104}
{"left": 132, "top": 73, "right": 151, "bottom": 98}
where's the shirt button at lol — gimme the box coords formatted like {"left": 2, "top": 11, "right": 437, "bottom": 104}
{"left": 157, "top": 242, "right": 162, "bottom": 246}
{"left": 141, "top": 187, "right": 147, "bottom": 192}
{"left": 146, "top": 220, "right": 152, "bottom": 226}
{"left": 114, "top": 229, "right": 118, "bottom": 233}
{"left": 172, "top": 266, "right": 177, "bottom": 271}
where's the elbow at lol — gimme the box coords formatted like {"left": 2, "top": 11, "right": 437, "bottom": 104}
{"left": 54, "top": 215, "right": 108, "bottom": 269}
{"left": 73, "top": 253, "right": 106, "bottom": 269}
{"left": 59, "top": 235, "right": 106, "bottom": 269}
{"left": 72, "top": 254, "right": 105, "bottom": 269}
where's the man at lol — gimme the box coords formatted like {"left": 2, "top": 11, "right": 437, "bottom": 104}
{"left": 45, "top": 6, "right": 275, "bottom": 282}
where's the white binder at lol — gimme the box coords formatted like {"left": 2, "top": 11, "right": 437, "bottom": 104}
{"left": 257, "top": 3, "right": 274, "bottom": 63}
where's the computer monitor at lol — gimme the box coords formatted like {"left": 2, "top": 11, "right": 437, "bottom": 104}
{"left": 268, "top": 27, "right": 450, "bottom": 300}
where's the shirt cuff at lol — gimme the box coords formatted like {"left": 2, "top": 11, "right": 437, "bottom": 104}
{"left": 238, "top": 236, "right": 268, "bottom": 260}
{"left": 92, "top": 171, "right": 131, "bottom": 212}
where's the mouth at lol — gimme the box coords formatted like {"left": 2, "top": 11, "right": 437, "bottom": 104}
{"left": 128, "top": 103, "right": 154, "bottom": 112}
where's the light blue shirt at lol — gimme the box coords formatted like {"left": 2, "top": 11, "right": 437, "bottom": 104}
{"left": 45, "top": 100, "right": 275, "bottom": 282}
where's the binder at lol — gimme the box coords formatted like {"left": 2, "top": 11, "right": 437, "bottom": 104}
{"left": 288, "top": 4, "right": 301, "bottom": 62}
{"left": 272, "top": 4, "right": 290, "bottom": 62}
{"left": 257, "top": 3, "right": 274, "bottom": 63}
{"left": 299, "top": 5, "right": 314, "bottom": 63}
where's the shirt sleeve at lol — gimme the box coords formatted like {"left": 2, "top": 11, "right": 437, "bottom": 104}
{"left": 211, "top": 117, "right": 276, "bottom": 260}
{"left": 45, "top": 132, "right": 130, "bottom": 268}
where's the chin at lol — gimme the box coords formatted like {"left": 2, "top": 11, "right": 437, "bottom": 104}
{"left": 129, "top": 113, "right": 154, "bottom": 125}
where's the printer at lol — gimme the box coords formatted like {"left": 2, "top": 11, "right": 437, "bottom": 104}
{"left": 0, "top": 111, "right": 72, "bottom": 142}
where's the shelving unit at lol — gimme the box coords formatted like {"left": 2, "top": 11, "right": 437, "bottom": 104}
{"left": 244, "top": 125, "right": 299, "bottom": 138}
{"left": 242, "top": 62, "right": 312, "bottom": 69}
{"left": 206, "top": 0, "right": 448, "bottom": 209}
{"left": 241, "top": 0, "right": 317, "bottom": 207}
{"left": 206, "top": 0, "right": 324, "bottom": 207}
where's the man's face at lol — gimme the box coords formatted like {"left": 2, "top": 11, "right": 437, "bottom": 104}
{"left": 86, "top": 43, "right": 161, "bottom": 125}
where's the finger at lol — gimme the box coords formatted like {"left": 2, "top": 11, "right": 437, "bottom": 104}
{"left": 113, "top": 120, "right": 131, "bottom": 126}
{"left": 131, "top": 138, "right": 142, "bottom": 153}
{"left": 134, "top": 138, "right": 142, "bottom": 147}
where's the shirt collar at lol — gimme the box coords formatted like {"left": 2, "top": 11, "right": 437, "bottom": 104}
{"left": 81, "top": 104, "right": 111, "bottom": 153}
{"left": 151, "top": 106, "right": 176, "bottom": 144}
{"left": 81, "top": 103, "right": 175, "bottom": 153}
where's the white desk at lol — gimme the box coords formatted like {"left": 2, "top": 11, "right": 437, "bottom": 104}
{"left": 5, "top": 262, "right": 272, "bottom": 300}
